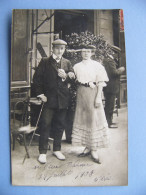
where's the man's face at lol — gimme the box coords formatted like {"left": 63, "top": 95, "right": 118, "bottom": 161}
{"left": 112, "top": 51, "right": 118, "bottom": 58}
{"left": 53, "top": 45, "right": 66, "bottom": 58}
{"left": 81, "top": 49, "right": 92, "bottom": 60}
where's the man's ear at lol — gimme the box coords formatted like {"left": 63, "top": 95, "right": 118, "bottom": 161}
{"left": 63, "top": 48, "right": 66, "bottom": 53}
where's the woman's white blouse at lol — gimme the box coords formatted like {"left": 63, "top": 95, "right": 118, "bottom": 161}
{"left": 73, "top": 59, "right": 109, "bottom": 86}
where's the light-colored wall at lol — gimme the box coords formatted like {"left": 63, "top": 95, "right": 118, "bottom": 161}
{"left": 31, "top": 10, "right": 54, "bottom": 78}
{"left": 94, "top": 10, "right": 114, "bottom": 45}
{"left": 37, "top": 10, "right": 54, "bottom": 58}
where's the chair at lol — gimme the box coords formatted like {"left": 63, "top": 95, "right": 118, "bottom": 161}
{"left": 11, "top": 97, "right": 51, "bottom": 160}
{"left": 11, "top": 98, "right": 41, "bottom": 158}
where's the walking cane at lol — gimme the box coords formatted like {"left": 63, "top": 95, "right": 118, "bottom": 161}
{"left": 22, "top": 101, "right": 44, "bottom": 164}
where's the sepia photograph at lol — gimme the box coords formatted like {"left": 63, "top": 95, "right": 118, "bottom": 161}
{"left": 10, "top": 9, "right": 128, "bottom": 186}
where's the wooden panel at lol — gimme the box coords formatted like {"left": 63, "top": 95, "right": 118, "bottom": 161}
{"left": 11, "top": 10, "right": 31, "bottom": 88}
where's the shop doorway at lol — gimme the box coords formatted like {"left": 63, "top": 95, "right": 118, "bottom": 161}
{"left": 54, "top": 10, "right": 94, "bottom": 39}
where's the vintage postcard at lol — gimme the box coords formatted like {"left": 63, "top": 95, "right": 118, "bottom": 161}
{"left": 10, "top": 9, "right": 128, "bottom": 186}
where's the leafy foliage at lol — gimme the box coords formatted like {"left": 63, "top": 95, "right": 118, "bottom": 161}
{"left": 64, "top": 31, "right": 114, "bottom": 65}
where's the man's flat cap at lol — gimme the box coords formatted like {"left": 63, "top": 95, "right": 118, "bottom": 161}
{"left": 52, "top": 39, "right": 67, "bottom": 45}
{"left": 110, "top": 45, "right": 121, "bottom": 52}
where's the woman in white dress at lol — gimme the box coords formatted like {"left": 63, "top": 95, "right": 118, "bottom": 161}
{"left": 72, "top": 45, "right": 109, "bottom": 164}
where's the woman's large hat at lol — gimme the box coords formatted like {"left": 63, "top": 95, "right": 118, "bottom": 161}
{"left": 66, "top": 44, "right": 96, "bottom": 53}
{"left": 79, "top": 44, "right": 96, "bottom": 50}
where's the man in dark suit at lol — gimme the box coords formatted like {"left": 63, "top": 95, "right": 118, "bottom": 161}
{"left": 103, "top": 46, "right": 125, "bottom": 128}
{"left": 33, "top": 39, "right": 75, "bottom": 163}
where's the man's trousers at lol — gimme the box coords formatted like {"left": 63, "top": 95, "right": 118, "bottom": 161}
{"left": 38, "top": 104, "right": 67, "bottom": 154}
{"left": 104, "top": 92, "right": 116, "bottom": 126}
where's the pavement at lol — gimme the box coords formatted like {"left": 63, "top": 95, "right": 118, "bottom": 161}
{"left": 11, "top": 107, "right": 128, "bottom": 186}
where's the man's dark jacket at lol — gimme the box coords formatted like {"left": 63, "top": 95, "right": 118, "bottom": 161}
{"left": 103, "top": 56, "right": 121, "bottom": 94}
{"left": 33, "top": 56, "right": 73, "bottom": 109}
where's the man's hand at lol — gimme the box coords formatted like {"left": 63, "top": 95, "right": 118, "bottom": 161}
{"left": 118, "top": 66, "right": 125, "bottom": 73}
{"left": 68, "top": 72, "right": 75, "bottom": 79}
{"left": 38, "top": 94, "right": 47, "bottom": 102}
{"left": 58, "top": 69, "right": 67, "bottom": 79}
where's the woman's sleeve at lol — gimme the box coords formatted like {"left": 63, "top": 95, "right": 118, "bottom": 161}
{"left": 96, "top": 63, "right": 109, "bottom": 87}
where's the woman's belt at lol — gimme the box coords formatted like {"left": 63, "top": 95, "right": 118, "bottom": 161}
{"left": 76, "top": 80, "right": 96, "bottom": 87}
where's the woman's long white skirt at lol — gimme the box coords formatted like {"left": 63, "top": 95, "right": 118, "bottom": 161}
{"left": 72, "top": 86, "right": 109, "bottom": 151}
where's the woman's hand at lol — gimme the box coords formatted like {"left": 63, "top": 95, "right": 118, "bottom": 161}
{"left": 89, "top": 82, "right": 96, "bottom": 89}
{"left": 94, "top": 98, "right": 102, "bottom": 108}
{"left": 94, "top": 101, "right": 101, "bottom": 108}
{"left": 68, "top": 72, "right": 75, "bottom": 79}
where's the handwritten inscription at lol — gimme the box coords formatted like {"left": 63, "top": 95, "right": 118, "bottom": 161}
{"left": 75, "top": 170, "right": 111, "bottom": 182}
{"left": 33, "top": 160, "right": 93, "bottom": 170}
{"left": 75, "top": 170, "right": 94, "bottom": 179}
{"left": 94, "top": 175, "right": 111, "bottom": 182}
{"left": 38, "top": 170, "right": 73, "bottom": 181}
{"left": 31, "top": 160, "right": 112, "bottom": 183}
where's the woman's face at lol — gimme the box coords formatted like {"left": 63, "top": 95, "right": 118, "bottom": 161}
{"left": 81, "top": 49, "right": 92, "bottom": 60}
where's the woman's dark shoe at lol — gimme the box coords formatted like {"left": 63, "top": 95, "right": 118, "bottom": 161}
{"left": 78, "top": 147, "right": 91, "bottom": 157}
{"left": 78, "top": 151, "right": 91, "bottom": 157}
